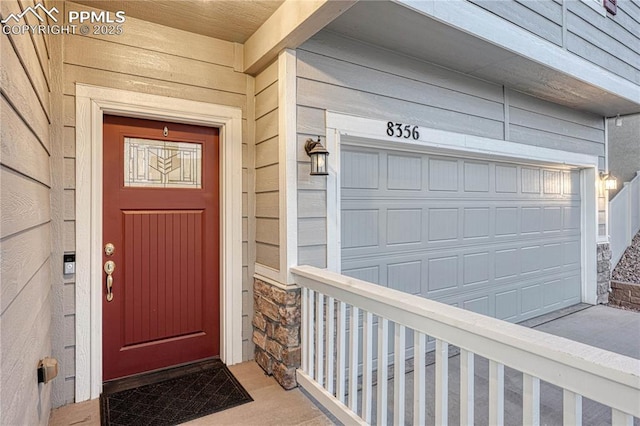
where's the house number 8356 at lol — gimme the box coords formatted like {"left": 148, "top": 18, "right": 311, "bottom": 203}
{"left": 386, "top": 122, "right": 420, "bottom": 140}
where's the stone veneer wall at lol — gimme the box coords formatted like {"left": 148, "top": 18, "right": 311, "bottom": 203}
{"left": 252, "top": 279, "right": 301, "bottom": 389}
{"left": 597, "top": 243, "right": 612, "bottom": 304}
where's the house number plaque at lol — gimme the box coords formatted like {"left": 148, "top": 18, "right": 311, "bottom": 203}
{"left": 386, "top": 121, "right": 420, "bottom": 140}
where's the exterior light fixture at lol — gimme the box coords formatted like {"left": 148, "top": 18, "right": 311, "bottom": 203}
{"left": 615, "top": 114, "right": 623, "bottom": 127}
{"left": 305, "top": 137, "right": 329, "bottom": 176}
{"left": 601, "top": 172, "right": 618, "bottom": 191}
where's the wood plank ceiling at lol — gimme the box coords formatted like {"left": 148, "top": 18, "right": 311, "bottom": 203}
{"left": 72, "top": 0, "right": 284, "bottom": 43}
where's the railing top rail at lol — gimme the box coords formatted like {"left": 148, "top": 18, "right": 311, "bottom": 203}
{"left": 292, "top": 265, "right": 640, "bottom": 417}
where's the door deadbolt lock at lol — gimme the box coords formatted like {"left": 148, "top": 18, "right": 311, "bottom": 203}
{"left": 104, "top": 243, "right": 115, "bottom": 256}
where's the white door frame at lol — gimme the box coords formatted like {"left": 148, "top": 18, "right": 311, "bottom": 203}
{"left": 324, "top": 111, "right": 599, "bottom": 304}
{"left": 74, "top": 84, "right": 243, "bottom": 401}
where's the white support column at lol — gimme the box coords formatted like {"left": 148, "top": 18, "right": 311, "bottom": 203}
{"left": 489, "top": 360, "right": 505, "bottom": 426}
{"left": 362, "top": 311, "right": 373, "bottom": 423}
{"left": 325, "top": 297, "right": 335, "bottom": 395}
{"left": 523, "top": 374, "right": 540, "bottom": 426}
{"left": 563, "top": 389, "right": 583, "bottom": 426}
{"left": 393, "top": 324, "right": 406, "bottom": 425}
{"left": 348, "top": 306, "right": 360, "bottom": 411}
{"left": 336, "top": 301, "right": 347, "bottom": 403}
{"left": 612, "top": 409, "right": 634, "bottom": 426}
{"left": 301, "top": 288, "right": 308, "bottom": 373}
{"left": 315, "top": 293, "right": 324, "bottom": 386}
{"left": 460, "top": 349, "right": 474, "bottom": 425}
{"left": 377, "top": 318, "right": 389, "bottom": 426}
{"left": 414, "top": 332, "right": 426, "bottom": 426}
{"left": 307, "top": 290, "right": 315, "bottom": 379}
{"left": 435, "top": 339, "right": 449, "bottom": 426}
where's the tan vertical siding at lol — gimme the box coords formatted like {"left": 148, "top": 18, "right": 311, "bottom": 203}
{"left": 0, "top": 2, "right": 52, "bottom": 421}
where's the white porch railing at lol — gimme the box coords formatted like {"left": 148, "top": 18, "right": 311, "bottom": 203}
{"left": 292, "top": 265, "right": 640, "bottom": 426}
{"left": 610, "top": 171, "right": 640, "bottom": 268}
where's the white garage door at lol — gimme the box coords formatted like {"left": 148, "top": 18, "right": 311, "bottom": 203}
{"left": 341, "top": 145, "right": 582, "bottom": 323}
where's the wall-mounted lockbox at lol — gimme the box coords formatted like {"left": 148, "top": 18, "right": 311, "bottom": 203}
{"left": 63, "top": 253, "right": 76, "bottom": 275}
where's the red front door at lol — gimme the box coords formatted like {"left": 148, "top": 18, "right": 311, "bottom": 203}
{"left": 102, "top": 115, "right": 219, "bottom": 381}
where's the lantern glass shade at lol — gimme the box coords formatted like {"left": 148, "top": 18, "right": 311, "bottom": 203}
{"left": 601, "top": 173, "right": 618, "bottom": 191}
{"left": 605, "top": 176, "right": 618, "bottom": 190}
{"left": 305, "top": 138, "right": 329, "bottom": 176}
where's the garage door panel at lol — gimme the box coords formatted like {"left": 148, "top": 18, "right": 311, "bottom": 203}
{"left": 341, "top": 145, "right": 582, "bottom": 323}
{"left": 427, "top": 255, "right": 458, "bottom": 293}
{"left": 463, "top": 252, "right": 490, "bottom": 286}
{"left": 521, "top": 284, "right": 543, "bottom": 315}
{"left": 495, "top": 290, "right": 519, "bottom": 321}
{"left": 341, "top": 209, "right": 379, "bottom": 249}
{"left": 542, "top": 278, "right": 565, "bottom": 309}
{"left": 342, "top": 149, "right": 380, "bottom": 189}
{"left": 496, "top": 165, "right": 518, "bottom": 193}
{"left": 463, "top": 162, "right": 490, "bottom": 193}
{"left": 387, "top": 208, "right": 422, "bottom": 245}
{"left": 388, "top": 261, "right": 422, "bottom": 294}
{"left": 429, "top": 158, "right": 459, "bottom": 191}
{"left": 387, "top": 153, "right": 423, "bottom": 190}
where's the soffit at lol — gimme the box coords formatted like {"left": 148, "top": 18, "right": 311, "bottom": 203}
{"left": 72, "top": 0, "right": 284, "bottom": 43}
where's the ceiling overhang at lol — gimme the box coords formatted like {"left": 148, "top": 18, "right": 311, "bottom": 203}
{"left": 326, "top": 0, "right": 640, "bottom": 116}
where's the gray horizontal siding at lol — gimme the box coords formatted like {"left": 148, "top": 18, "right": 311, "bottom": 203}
{"left": 254, "top": 62, "right": 280, "bottom": 271}
{"left": 508, "top": 89, "right": 605, "bottom": 165}
{"left": 1, "top": 19, "right": 52, "bottom": 422}
{"left": 296, "top": 31, "right": 606, "bottom": 267}
{"left": 566, "top": 0, "right": 640, "bottom": 84}
{"left": 468, "top": 0, "right": 563, "bottom": 45}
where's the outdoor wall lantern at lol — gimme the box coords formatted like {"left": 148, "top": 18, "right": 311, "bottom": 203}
{"left": 600, "top": 172, "right": 618, "bottom": 191}
{"left": 305, "top": 137, "right": 329, "bottom": 176}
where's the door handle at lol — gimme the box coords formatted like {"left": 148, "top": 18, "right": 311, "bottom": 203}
{"left": 104, "top": 260, "right": 115, "bottom": 302}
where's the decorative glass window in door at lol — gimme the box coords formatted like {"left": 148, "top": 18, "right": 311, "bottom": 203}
{"left": 124, "top": 138, "right": 202, "bottom": 188}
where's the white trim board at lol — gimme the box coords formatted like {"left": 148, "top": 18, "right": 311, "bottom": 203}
{"left": 325, "top": 111, "right": 599, "bottom": 304}
{"left": 74, "top": 84, "right": 243, "bottom": 401}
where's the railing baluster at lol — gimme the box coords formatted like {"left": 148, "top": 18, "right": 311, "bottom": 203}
{"left": 307, "top": 290, "right": 315, "bottom": 379}
{"left": 435, "top": 339, "right": 449, "bottom": 426}
{"left": 612, "top": 409, "right": 634, "bottom": 426}
{"left": 563, "top": 389, "right": 582, "bottom": 426}
{"left": 315, "top": 293, "right": 324, "bottom": 387}
{"left": 326, "top": 296, "right": 335, "bottom": 395}
{"left": 523, "top": 374, "right": 540, "bottom": 426}
{"left": 414, "top": 331, "right": 426, "bottom": 426}
{"left": 348, "top": 306, "right": 360, "bottom": 411}
{"left": 377, "top": 318, "right": 389, "bottom": 426}
{"left": 336, "top": 301, "right": 347, "bottom": 403}
{"left": 301, "top": 288, "right": 308, "bottom": 373}
{"left": 489, "top": 360, "right": 505, "bottom": 426}
{"left": 362, "top": 311, "right": 373, "bottom": 423}
{"left": 394, "top": 324, "right": 406, "bottom": 425}
{"left": 460, "top": 349, "right": 474, "bottom": 425}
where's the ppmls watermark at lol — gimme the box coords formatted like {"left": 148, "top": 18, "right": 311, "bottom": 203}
{"left": 1, "top": 3, "right": 125, "bottom": 36}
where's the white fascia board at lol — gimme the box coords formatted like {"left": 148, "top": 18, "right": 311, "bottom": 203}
{"left": 399, "top": 0, "right": 640, "bottom": 108}
{"left": 243, "top": 0, "right": 356, "bottom": 75}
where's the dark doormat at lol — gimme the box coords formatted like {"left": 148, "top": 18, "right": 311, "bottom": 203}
{"left": 100, "top": 359, "right": 253, "bottom": 425}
